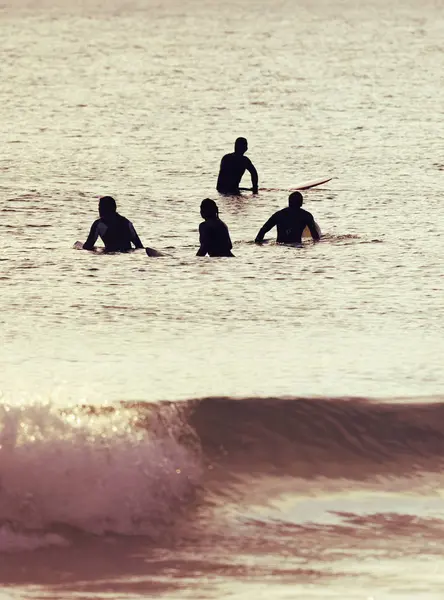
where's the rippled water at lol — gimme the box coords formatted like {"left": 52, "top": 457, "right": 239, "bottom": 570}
{"left": 1, "top": 0, "right": 444, "bottom": 597}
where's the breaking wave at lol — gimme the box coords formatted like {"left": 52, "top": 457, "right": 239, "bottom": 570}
{"left": 0, "top": 402, "right": 201, "bottom": 549}
{"left": 1, "top": 395, "right": 444, "bottom": 551}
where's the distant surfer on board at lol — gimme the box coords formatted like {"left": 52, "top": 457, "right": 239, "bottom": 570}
{"left": 82, "top": 196, "right": 145, "bottom": 252}
{"left": 197, "top": 199, "right": 234, "bottom": 257}
{"left": 255, "top": 191, "right": 321, "bottom": 245}
{"left": 216, "top": 137, "right": 259, "bottom": 196}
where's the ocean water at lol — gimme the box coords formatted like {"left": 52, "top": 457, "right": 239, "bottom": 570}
{"left": 1, "top": 0, "right": 444, "bottom": 597}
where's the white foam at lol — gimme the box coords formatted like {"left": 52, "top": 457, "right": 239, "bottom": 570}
{"left": 0, "top": 402, "right": 201, "bottom": 549}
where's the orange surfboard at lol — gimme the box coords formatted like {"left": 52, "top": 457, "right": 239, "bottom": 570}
{"left": 302, "top": 222, "right": 322, "bottom": 239}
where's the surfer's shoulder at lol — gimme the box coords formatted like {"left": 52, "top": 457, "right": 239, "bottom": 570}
{"left": 89, "top": 217, "right": 104, "bottom": 234}
{"left": 300, "top": 208, "right": 314, "bottom": 219}
{"left": 221, "top": 152, "right": 234, "bottom": 163}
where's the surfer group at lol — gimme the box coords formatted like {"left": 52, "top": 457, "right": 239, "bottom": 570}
{"left": 80, "top": 137, "right": 320, "bottom": 256}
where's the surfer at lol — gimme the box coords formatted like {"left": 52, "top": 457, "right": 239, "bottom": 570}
{"left": 216, "top": 137, "right": 259, "bottom": 195}
{"left": 82, "top": 196, "right": 144, "bottom": 252}
{"left": 255, "top": 191, "right": 320, "bottom": 245}
{"left": 197, "top": 199, "right": 234, "bottom": 257}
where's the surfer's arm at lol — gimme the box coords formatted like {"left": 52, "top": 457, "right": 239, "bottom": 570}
{"left": 128, "top": 222, "right": 144, "bottom": 249}
{"left": 227, "top": 232, "right": 233, "bottom": 251}
{"left": 255, "top": 214, "right": 277, "bottom": 244}
{"left": 245, "top": 158, "right": 258, "bottom": 193}
{"left": 216, "top": 156, "right": 228, "bottom": 192}
{"left": 83, "top": 220, "right": 100, "bottom": 250}
{"left": 306, "top": 214, "right": 321, "bottom": 242}
{"left": 196, "top": 223, "right": 209, "bottom": 256}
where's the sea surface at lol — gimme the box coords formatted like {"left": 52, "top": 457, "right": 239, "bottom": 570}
{"left": 1, "top": 0, "right": 444, "bottom": 598}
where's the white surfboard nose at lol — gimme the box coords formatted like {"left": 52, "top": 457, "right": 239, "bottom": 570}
{"left": 292, "top": 177, "right": 332, "bottom": 191}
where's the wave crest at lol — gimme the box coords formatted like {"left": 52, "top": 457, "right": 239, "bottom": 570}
{"left": 182, "top": 396, "right": 444, "bottom": 478}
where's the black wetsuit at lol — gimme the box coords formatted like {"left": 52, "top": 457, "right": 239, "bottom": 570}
{"left": 83, "top": 213, "right": 143, "bottom": 252}
{"left": 255, "top": 207, "right": 320, "bottom": 245}
{"left": 197, "top": 217, "right": 234, "bottom": 257}
{"left": 216, "top": 152, "right": 258, "bottom": 195}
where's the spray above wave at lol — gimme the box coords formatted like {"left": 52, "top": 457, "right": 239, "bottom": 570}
{"left": 0, "top": 402, "right": 201, "bottom": 544}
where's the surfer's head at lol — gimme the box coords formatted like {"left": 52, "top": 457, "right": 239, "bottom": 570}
{"left": 200, "top": 198, "right": 219, "bottom": 219}
{"left": 234, "top": 137, "right": 248, "bottom": 154}
{"left": 288, "top": 191, "right": 303, "bottom": 208}
{"left": 99, "top": 196, "right": 117, "bottom": 218}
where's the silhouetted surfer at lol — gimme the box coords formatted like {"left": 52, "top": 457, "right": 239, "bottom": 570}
{"left": 197, "top": 199, "right": 234, "bottom": 257}
{"left": 255, "top": 191, "right": 320, "bottom": 245}
{"left": 216, "top": 137, "right": 258, "bottom": 195}
{"left": 82, "top": 196, "right": 144, "bottom": 252}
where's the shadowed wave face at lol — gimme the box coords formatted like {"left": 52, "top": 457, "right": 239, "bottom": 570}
{"left": 139, "top": 395, "right": 444, "bottom": 481}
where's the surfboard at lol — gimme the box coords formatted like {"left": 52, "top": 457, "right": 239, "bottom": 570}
{"left": 240, "top": 177, "right": 333, "bottom": 193}
{"left": 73, "top": 242, "right": 163, "bottom": 256}
{"left": 145, "top": 247, "right": 163, "bottom": 257}
{"left": 291, "top": 177, "right": 332, "bottom": 191}
{"left": 302, "top": 222, "right": 322, "bottom": 239}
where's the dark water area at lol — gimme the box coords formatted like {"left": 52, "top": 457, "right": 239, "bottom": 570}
{"left": 184, "top": 396, "right": 444, "bottom": 477}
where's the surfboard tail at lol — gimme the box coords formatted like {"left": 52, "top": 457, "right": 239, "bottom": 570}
{"left": 145, "top": 247, "right": 163, "bottom": 257}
